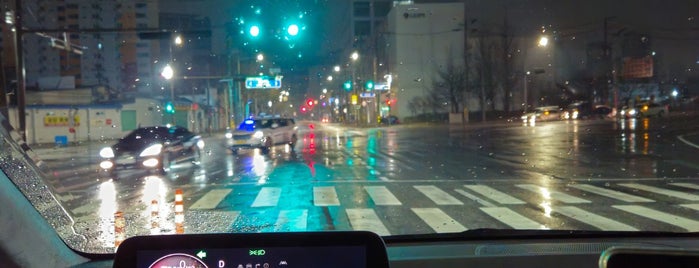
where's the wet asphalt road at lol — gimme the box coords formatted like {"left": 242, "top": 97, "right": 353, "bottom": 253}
{"left": 36, "top": 115, "right": 699, "bottom": 253}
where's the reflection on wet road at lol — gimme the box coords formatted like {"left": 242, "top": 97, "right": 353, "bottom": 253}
{"left": 37, "top": 116, "right": 699, "bottom": 253}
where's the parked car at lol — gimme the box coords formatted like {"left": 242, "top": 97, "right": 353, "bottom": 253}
{"left": 380, "top": 115, "right": 400, "bottom": 125}
{"left": 99, "top": 126, "right": 204, "bottom": 175}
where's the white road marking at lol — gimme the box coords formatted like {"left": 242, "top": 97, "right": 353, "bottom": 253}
{"left": 251, "top": 187, "right": 282, "bottom": 207}
{"left": 613, "top": 205, "right": 699, "bottom": 232}
{"left": 516, "top": 184, "right": 591, "bottom": 204}
{"left": 480, "top": 207, "right": 545, "bottom": 229}
{"left": 556, "top": 206, "right": 638, "bottom": 231}
{"left": 414, "top": 185, "right": 464, "bottom": 205}
{"left": 464, "top": 185, "right": 526, "bottom": 205}
{"left": 619, "top": 183, "right": 699, "bottom": 201}
{"left": 189, "top": 189, "right": 232, "bottom": 210}
{"left": 274, "top": 209, "right": 308, "bottom": 232}
{"left": 680, "top": 204, "right": 699, "bottom": 211}
{"left": 364, "top": 186, "right": 402, "bottom": 205}
{"left": 346, "top": 208, "right": 391, "bottom": 236}
{"left": 412, "top": 208, "right": 467, "bottom": 233}
{"left": 454, "top": 189, "right": 496, "bottom": 207}
{"left": 569, "top": 184, "right": 654, "bottom": 203}
{"left": 313, "top": 186, "right": 340, "bottom": 206}
{"left": 670, "top": 183, "right": 699, "bottom": 191}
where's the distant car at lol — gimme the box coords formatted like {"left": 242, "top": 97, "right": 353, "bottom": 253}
{"left": 226, "top": 117, "right": 298, "bottom": 154}
{"left": 521, "top": 106, "right": 561, "bottom": 124}
{"left": 620, "top": 103, "right": 669, "bottom": 118}
{"left": 380, "top": 115, "right": 400, "bottom": 125}
{"left": 592, "top": 105, "right": 613, "bottom": 119}
{"left": 562, "top": 101, "right": 594, "bottom": 120}
{"left": 99, "top": 126, "right": 204, "bottom": 175}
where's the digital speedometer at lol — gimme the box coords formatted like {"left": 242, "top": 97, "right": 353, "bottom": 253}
{"left": 149, "top": 253, "right": 208, "bottom": 268}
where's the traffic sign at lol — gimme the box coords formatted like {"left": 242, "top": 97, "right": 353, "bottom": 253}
{"left": 373, "top": 83, "right": 389, "bottom": 91}
{"left": 245, "top": 76, "right": 282, "bottom": 89}
{"left": 360, "top": 92, "right": 375, "bottom": 98}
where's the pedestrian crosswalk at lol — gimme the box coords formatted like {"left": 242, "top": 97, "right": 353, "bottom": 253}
{"left": 177, "top": 181, "right": 699, "bottom": 235}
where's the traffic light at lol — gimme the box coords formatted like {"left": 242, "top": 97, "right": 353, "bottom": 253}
{"left": 300, "top": 105, "right": 308, "bottom": 113}
{"left": 386, "top": 99, "right": 392, "bottom": 106}
{"left": 306, "top": 98, "right": 315, "bottom": 107}
{"left": 351, "top": 94, "right": 358, "bottom": 105}
{"left": 365, "top": 80, "right": 374, "bottom": 91}
{"left": 165, "top": 102, "right": 175, "bottom": 114}
{"left": 249, "top": 25, "right": 260, "bottom": 37}
{"left": 343, "top": 80, "right": 352, "bottom": 91}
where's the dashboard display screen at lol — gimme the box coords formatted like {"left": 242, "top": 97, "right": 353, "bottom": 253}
{"left": 138, "top": 246, "right": 365, "bottom": 268}
{"left": 113, "top": 232, "right": 388, "bottom": 268}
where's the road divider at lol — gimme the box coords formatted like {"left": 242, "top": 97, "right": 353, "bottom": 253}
{"left": 175, "top": 189, "right": 184, "bottom": 234}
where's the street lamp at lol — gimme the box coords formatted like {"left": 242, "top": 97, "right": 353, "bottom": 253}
{"left": 327, "top": 75, "right": 333, "bottom": 81}
{"left": 334, "top": 65, "right": 341, "bottom": 72}
{"left": 350, "top": 51, "right": 359, "bottom": 61}
{"left": 174, "top": 35, "right": 183, "bottom": 46}
{"left": 256, "top": 53, "right": 264, "bottom": 62}
{"left": 538, "top": 36, "right": 549, "bottom": 47}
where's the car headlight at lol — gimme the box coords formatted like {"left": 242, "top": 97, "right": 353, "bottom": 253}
{"left": 629, "top": 109, "right": 637, "bottom": 115}
{"left": 253, "top": 130, "right": 264, "bottom": 139}
{"left": 140, "top": 144, "right": 163, "bottom": 157}
{"left": 99, "top": 147, "right": 115, "bottom": 158}
{"left": 225, "top": 132, "right": 233, "bottom": 139}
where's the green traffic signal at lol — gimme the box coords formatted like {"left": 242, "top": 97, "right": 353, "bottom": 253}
{"left": 165, "top": 102, "right": 175, "bottom": 114}
{"left": 249, "top": 25, "right": 260, "bottom": 37}
{"left": 287, "top": 24, "right": 299, "bottom": 36}
{"left": 365, "top": 80, "right": 374, "bottom": 91}
{"left": 343, "top": 80, "right": 352, "bottom": 91}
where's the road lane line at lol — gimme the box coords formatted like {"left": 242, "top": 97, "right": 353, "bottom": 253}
{"left": 619, "top": 183, "right": 699, "bottom": 201}
{"left": 464, "top": 185, "right": 526, "bottom": 205}
{"left": 680, "top": 204, "right": 699, "bottom": 211}
{"left": 556, "top": 206, "right": 638, "bottom": 231}
{"left": 414, "top": 185, "right": 464, "bottom": 205}
{"left": 411, "top": 208, "right": 467, "bottom": 233}
{"left": 678, "top": 135, "right": 699, "bottom": 150}
{"left": 670, "top": 183, "right": 699, "bottom": 191}
{"left": 274, "top": 209, "right": 308, "bottom": 232}
{"left": 480, "top": 207, "right": 545, "bottom": 229}
{"left": 313, "top": 186, "right": 340, "bottom": 206}
{"left": 454, "top": 189, "right": 496, "bottom": 207}
{"left": 346, "top": 208, "right": 391, "bottom": 236}
{"left": 251, "top": 187, "right": 282, "bottom": 207}
{"left": 364, "top": 186, "right": 402, "bottom": 205}
{"left": 189, "top": 189, "right": 232, "bottom": 210}
{"left": 516, "top": 184, "right": 591, "bottom": 204}
{"left": 569, "top": 184, "right": 654, "bottom": 203}
{"left": 613, "top": 205, "right": 699, "bottom": 232}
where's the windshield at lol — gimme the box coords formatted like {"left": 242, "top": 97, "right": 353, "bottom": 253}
{"left": 3, "top": 0, "right": 699, "bottom": 254}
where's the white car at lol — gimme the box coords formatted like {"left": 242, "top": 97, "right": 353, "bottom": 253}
{"left": 521, "top": 106, "right": 561, "bottom": 124}
{"left": 620, "top": 103, "right": 669, "bottom": 118}
{"left": 226, "top": 117, "right": 298, "bottom": 154}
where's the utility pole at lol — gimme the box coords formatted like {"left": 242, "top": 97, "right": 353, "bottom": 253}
{"left": 463, "top": 0, "right": 469, "bottom": 123}
{"left": 13, "top": 0, "right": 26, "bottom": 141}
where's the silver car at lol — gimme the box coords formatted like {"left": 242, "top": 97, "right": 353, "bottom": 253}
{"left": 226, "top": 117, "right": 298, "bottom": 154}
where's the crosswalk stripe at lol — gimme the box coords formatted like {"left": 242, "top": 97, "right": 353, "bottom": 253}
{"left": 364, "top": 186, "right": 402, "bottom": 205}
{"left": 680, "top": 204, "right": 699, "bottom": 211}
{"left": 669, "top": 183, "right": 699, "bottom": 191}
{"left": 313, "top": 186, "right": 340, "bottom": 206}
{"left": 414, "top": 185, "right": 463, "bottom": 205}
{"left": 619, "top": 183, "right": 699, "bottom": 201}
{"left": 516, "top": 184, "right": 591, "bottom": 204}
{"left": 274, "top": 209, "right": 308, "bottom": 232}
{"left": 556, "top": 206, "right": 638, "bottom": 231}
{"left": 613, "top": 205, "right": 699, "bottom": 232}
{"left": 251, "top": 187, "right": 282, "bottom": 207}
{"left": 455, "top": 189, "right": 496, "bottom": 207}
{"left": 411, "top": 208, "right": 467, "bottom": 233}
{"left": 569, "top": 184, "right": 654, "bottom": 203}
{"left": 480, "top": 207, "right": 545, "bottom": 229}
{"left": 346, "top": 208, "right": 391, "bottom": 236}
{"left": 464, "top": 185, "right": 526, "bottom": 205}
{"left": 189, "top": 189, "right": 232, "bottom": 210}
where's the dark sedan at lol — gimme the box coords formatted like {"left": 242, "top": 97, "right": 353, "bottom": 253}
{"left": 99, "top": 126, "right": 204, "bottom": 175}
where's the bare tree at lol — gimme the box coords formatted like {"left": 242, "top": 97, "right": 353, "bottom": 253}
{"left": 499, "top": 16, "right": 517, "bottom": 113}
{"left": 431, "top": 58, "right": 467, "bottom": 114}
{"left": 475, "top": 33, "right": 497, "bottom": 120}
